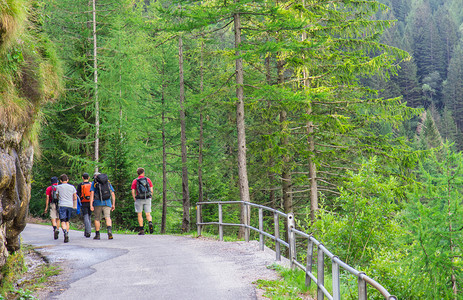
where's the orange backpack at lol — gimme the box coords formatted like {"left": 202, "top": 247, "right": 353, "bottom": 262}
{"left": 81, "top": 183, "right": 91, "bottom": 202}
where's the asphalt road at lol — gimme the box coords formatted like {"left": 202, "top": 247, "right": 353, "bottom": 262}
{"left": 21, "top": 223, "right": 287, "bottom": 300}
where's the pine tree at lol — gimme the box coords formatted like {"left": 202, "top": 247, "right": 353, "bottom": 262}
{"left": 402, "top": 143, "right": 463, "bottom": 298}
{"left": 443, "top": 42, "right": 463, "bottom": 132}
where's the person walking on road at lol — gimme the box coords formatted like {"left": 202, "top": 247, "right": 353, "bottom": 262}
{"left": 56, "top": 174, "right": 77, "bottom": 243}
{"left": 44, "top": 176, "right": 61, "bottom": 240}
{"left": 90, "top": 172, "right": 115, "bottom": 240}
{"left": 76, "top": 172, "right": 92, "bottom": 238}
{"left": 131, "top": 167, "right": 154, "bottom": 235}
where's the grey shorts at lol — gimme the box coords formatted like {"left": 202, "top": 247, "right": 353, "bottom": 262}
{"left": 50, "top": 203, "right": 59, "bottom": 219}
{"left": 94, "top": 206, "right": 111, "bottom": 221}
{"left": 134, "top": 198, "right": 152, "bottom": 213}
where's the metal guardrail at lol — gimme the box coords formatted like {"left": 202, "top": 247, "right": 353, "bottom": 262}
{"left": 196, "top": 201, "right": 397, "bottom": 300}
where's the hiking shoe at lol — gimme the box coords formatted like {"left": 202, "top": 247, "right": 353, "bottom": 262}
{"left": 84, "top": 232, "right": 91, "bottom": 238}
{"left": 138, "top": 229, "right": 145, "bottom": 235}
{"left": 108, "top": 232, "right": 113, "bottom": 240}
{"left": 94, "top": 232, "right": 100, "bottom": 240}
{"left": 149, "top": 223, "right": 154, "bottom": 234}
{"left": 54, "top": 229, "right": 59, "bottom": 240}
{"left": 64, "top": 233, "right": 69, "bottom": 243}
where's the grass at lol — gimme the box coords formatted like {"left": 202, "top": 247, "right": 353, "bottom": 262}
{"left": 191, "top": 230, "right": 242, "bottom": 242}
{"left": 0, "top": 245, "right": 61, "bottom": 300}
{"left": 254, "top": 264, "right": 315, "bottom": 300}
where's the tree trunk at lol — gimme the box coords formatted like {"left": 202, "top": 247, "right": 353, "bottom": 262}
{"left": 234, "top": 8, "right": 251, "bottom": 239}
{"left": 307, "top": 115, "right": 318, "bottom": 222}
{"left": 179, "top": 36, "right": 190, "bottom": 233}
{"left": 448, "top": 173, "right": 458, "bottom": 296}
{"left": 265, "top": 54, "right": 276, "bottom": 209}
{"left": 198, "top": 40, "right": 204, "bottom": 204}
{"left": 92, "top": 0, "right": 99, "bottom": 171}
{"left": 278, "top": 57, "right": 292, "bottom": 214}
{"left": 301, "top": 11, "right": 318, "bottom": 221}
{"left": 161, "top": 68, "right": 168, "bottom": 234}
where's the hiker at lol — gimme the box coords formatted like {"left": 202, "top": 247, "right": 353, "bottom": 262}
{"left": 131, "top": 167, "right": 154, "bottom": 235}
{"left": 55, "top": 174, "right": 78, "bottom": 243}
{"left": 89, "top": 172, "right": 115, "bottom": 240}
{"left": 76, "top": 172, "right": 92, "bottom": 238}
{"left": 44, "top": 176, "right": 61, "bottom": 240}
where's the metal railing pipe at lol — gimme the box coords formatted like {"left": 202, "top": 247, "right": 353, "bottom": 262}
{"left": 359, "top": 273, "right": 367, "bottom": 300}
{"left": 332, "top": 258, "right": 340, "bottom": 300}
{"left": 196, "top": 201, "right": 395, "bottom": 300}
{"left": 259, "top": 207, "right": 264, "bottom": 251}
{"left": 196, "top": 204, "right": 202, "bottom": 236}
{"left": 287, "top": 214, "right": 296, "bottom": 269}
{"left": 218, "top": 203, "right": 223, "bottom": 241}
{"left": 306, "top": 239, "right": 314, "bottom": 287}
{"left": 318, "top": 245, "right": 325, "bottom": 300}
{"left": 244, "top": 202, "right": 250, "bottom": 242}
{"left": 274, "top": 212, "right": 281, "bottom": 261}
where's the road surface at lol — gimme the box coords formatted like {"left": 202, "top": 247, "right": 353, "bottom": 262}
{"left": 21, "top": 224, "right": 287, "bottom": 300}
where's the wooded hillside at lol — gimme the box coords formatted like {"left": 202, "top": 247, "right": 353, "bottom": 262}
{"left": 18, "top": 0, "right": 463, "bottom": 298}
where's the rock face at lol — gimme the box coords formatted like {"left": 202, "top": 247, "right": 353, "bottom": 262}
{"left": 1, "top": 0, "right": 61, "bottom": 273}
{"left": 0, "top": 129, "right": 34, "bottom": 267}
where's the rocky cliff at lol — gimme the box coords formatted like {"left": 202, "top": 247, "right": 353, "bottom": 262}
{"left": 0, "top": 0, "right": 61, "bottom": 273}
{"left": 0, "top": 128, "right": 34, "bottom": 267}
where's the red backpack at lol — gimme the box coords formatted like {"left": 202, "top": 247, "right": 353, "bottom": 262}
{"left": 81, "top": 183, "right": 91, "bottom": 203}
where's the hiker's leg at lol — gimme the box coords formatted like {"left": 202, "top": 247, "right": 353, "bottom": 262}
{"left": 94, "top": 220, "right": 100, "bottom": 231}
{"left": 50, "top": 204, "right": 60, "bottom": 227}
{"left": 143, "top": 199, "right": 152, "bottom": 222}
{"left": 59, "top": 207, "right": 67, "bottom": 231}
{"left": 103, "top": 207, "right": 112, "bottom": 227}
{"left": 137, "top": 212, "right": 143, "bottom": 226}
{"left": 84, "top": 213, "right": 92, "bottom": 234}
{"left": 82, "top": 204, "right": 92, "bottom": 235}
{"left": 94, "top": 206, "right": 103, "bottom": 231}
{"left": 145, "top": 212, "right": 152, "bottom": 222}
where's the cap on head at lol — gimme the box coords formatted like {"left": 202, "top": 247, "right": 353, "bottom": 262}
{"left": 82, "top": 172, "right": 89, "bottom": 179}
{"left": 51, "top": 176, "right": 59, "bottom": 184}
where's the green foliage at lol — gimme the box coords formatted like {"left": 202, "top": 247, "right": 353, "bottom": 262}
{"left": 0, "top": 249, "right": 43, "bottom": 300}
{"left": 399, "top": 142, "right": 463, "bottom": 298}
{"left": 255, "top": 264, "right": 311, "bottom": 300}
{"left": 309, "top": 157, "right": 404, "bottom": 267}
{"left": 0, "top": 0, "right": 62, "bottom": 140}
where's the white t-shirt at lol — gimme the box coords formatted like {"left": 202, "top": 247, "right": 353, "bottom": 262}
{"left": 56, "top": 183, "right": 77, "bottom": 208}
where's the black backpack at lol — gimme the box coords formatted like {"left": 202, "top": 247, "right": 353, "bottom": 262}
{"left": 136, "top": 177, "right": 152, "bottom": 199}
{"left": 51, "top": 185, "right": 59, "bottom": 204}
{"left": 94, "top": 173, "right": 112, "bottom": 200}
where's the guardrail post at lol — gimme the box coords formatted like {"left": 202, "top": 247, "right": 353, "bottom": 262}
{"left": 259, "top": 207, "right": 264, "bottom": 251}
{"left": 219, "top": 203, "right": 223, "bottom": 241}
{"left": 305, "top": 238, "right": 313, "bottom": 287}
{"left": 332, "top": 258, "right": 340, "bottom": 300}
{"left": 274, "top": 212, "right": 280, "bottom": 261}
{"left": 287, "top": 213, "right": 296, "bottom": 269}
{"left": 317, "top": 245, "right": 325, "bottom": 300}
{"left": 196, "top": 204, "right": 202, "bottom": 236}
{"left": 358, "top": 273, "right": 367, "bottom": 300}
{"left": 244, "top": 202, "right": 250, "bottom": 242}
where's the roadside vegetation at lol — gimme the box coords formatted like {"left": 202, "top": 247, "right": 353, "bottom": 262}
{"left": 0, "top": 245, "right": 60, "bottom": 300}
{"left": 255, "top": 265, "right": 312, "bottom": 300}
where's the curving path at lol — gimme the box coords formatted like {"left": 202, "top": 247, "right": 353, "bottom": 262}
{"left": 21, "top": 223, "right": 288, "bottom": 300}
